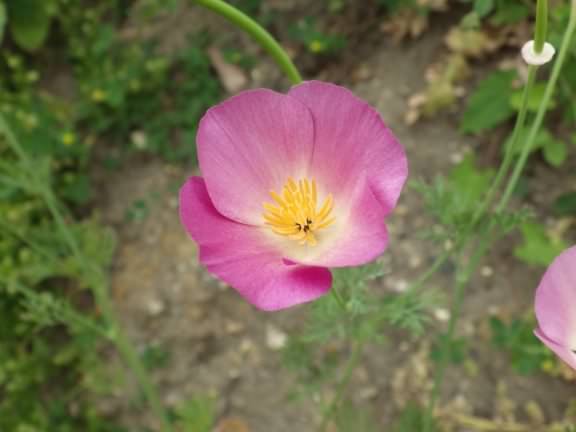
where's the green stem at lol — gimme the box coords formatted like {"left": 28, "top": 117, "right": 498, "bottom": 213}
{"left": 423, "top": 232, "right": 493, "bottom": 432}
{"left": 319, "top": 340, "right": 364, "bottom": 432}
{"left": 13, "top": 280, "right": 110, "bottom": 339}
{"left": 0, "top": 114, "right": 173, "bottom": 432}
{"left": 407, "top": 250, "right": 451, "bottom": 293}
{"left": 91, "top": 283, "right": 173, "bottom": 432}
{"left": 0, "top": 174, "right": 23, "bottom": 189}
{"left": 331, "top": 284, "right": 347, "bottom": 309}
{"left": 469, "top": 66, "right": 537, "bottom": 228}
{"left": 0, "top": 218, "right": 56, "bottom": 261}
{"left": 194, "top": 0, "right": 303, "bottom": 85}
{"left": 534, "top": 0, "right": 548, "bottom": 53}
{"left": 498, "top": 13, "right": 576, "bottom": 211}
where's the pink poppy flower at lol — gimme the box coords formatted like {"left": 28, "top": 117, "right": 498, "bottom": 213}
{"left": 534, "top": 245, "right": 576, "bottom": 369}
{"left": 179, "top": 81, "right": 407, "bottom": 311}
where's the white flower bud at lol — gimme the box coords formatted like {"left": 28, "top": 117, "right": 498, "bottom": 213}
{"left": 521, "top": 40, "right": 556, "bottom": 66}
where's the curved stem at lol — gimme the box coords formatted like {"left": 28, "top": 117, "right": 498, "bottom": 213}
{"left": 498, "top": 13, "right": 576, "bottom": 211}
{"left": 194, "top": 0, "right": 303, "bottom": 85}
{"left": 319, "top": 340, "right": 364, "bottom": 432}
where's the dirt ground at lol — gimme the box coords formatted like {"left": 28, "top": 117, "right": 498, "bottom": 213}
{"left": 93, "top": 4, "right": 576, "bottom": 431}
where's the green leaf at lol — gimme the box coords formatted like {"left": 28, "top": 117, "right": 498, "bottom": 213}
{"left": 334, "top": 400, "right": 378, "bottom": 432}
{"left": 449, "top": 153, "right": 494, "bottom": 209}
{"left": 124, "top": 199, "right": 149, "bottom": 222}
{"left": 391, "top": 403, "right": 439, "bottom": 432}
{"left": 514, "top": 222, "right": 567, "bottom": 266}
{"left": 553, "top": 192, "right": 576, "bottom": 216}
{"left": 7, "top": 0, "right": 51, "bottom": 51}
{"left": 509, "top": 83, "right": 556, "bottom": 112}
{"left": 474, "top": 0, "right": 494, "bottom": 17}
{"left": 173, "top": 396, "right": 215, "bottom": 432}
{"left": 490, "top": 1, "right": 530, "bottom": 25}
{"left": 542, "top": 136, "right": 567, "bottom": 167}
{"left": 61, "top": 174, "right": 91, "bottom": 204}
{"left": 460, "top": 70, "right": 516, "bottom": 133}
{"left": 431, "top": 334, "right": 467, "bottom": 365}
{"left": 503, "top": 127, "right": 556, "bottom": 156}
{"left": 490, "top": 316, "right": 553, "bottom": 374}
{"left": 461, "top": 11, "right": 481, "bottom": 28}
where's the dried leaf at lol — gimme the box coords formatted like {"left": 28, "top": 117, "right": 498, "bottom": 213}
{"left": 208, "top": 47, "right": 248, "bottom": 94}
{"left": 417, "top": 0, "right": 448, "bottom": 11}
{"left": 380, "top": 9, "right": 429, "bottom": 44}
{"left": 214, "top": 417, "right": 251, "bottom": 432}
{"left": 445, "top": 27, "right": 499, "bottom": 59}
{"left": 405, "top": 54, "right": 470, "bottom": 124}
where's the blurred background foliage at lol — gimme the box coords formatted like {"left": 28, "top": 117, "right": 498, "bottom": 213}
{"left": 0, "top": 0, "right": 575, "bottom": 430}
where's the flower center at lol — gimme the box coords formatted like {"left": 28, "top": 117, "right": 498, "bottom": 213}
{"left": 263, "top": 177, "right": 335, "bottom": 246}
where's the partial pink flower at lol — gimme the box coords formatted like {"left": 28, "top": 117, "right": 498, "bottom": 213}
{"left": 180, "top": 81, "right": 408, "bottom": 311}
{"left": 534, "top": 245, "right": 576, "bottom": 369}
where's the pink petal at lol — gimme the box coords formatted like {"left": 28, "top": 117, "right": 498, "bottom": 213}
{"left": 197, "top": 89, "right": 315, "bottom": 225}
{"left": 534, "top": 245, "right": 576, "bottom": 349}
{"left": 277, "top": 179, "right": 389, "bottom": 268}
{"left": 535, "top": 327, "right": 576, "bottom": 370}
{"left": 179, "top": 177, "right": 332, "bottom": 311}
{"left": 288, "top": 81, "right": 408, "bottom": 215}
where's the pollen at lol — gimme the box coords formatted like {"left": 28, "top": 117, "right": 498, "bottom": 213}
{"left": 263, "top": 177, "right": 335, "bottom": 246}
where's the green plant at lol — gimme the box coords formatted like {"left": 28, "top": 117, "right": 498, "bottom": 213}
{"left": 0, "top": 0, "right": 225, "bottom": 429}
{"left": 288, "top": 17, "right": 346, "bottom": 55}
{"left": 514, "top": 221, "right": 568, "bottom": 266}
{"left": 0, "top": 138, "right": 122, "bottom": 430}
{"left": 0, "top": 0, "right": 58, "bottom": 51}
{"left": 490, "top": 316, "right": 554, "bottom": 374}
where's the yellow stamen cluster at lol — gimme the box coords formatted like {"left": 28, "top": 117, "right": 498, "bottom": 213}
{"left": 263, "top": 178, "right": 335, "bottom": 246}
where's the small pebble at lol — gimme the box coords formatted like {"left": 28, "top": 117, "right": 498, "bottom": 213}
{"left": 433, "top": 308, "right": 450, "bottom": 322}
{"left": 225, "top": 321, "right": 245, "bottom": 335}
{"left": 358, "top": 387, "right": 379, "bottom": 400}
{"left": 239, "top": 338, "right": 254, "bottom": 353}
{"left": 228, "top": 368, "right": 241, "bottom": 380}
{"left": 481, "top": 266, "right": 494, "bottom": 277}
{"left": 146, "top": 298, "right": 165, "bottom": 316}
{"left": 266, "top": 324, "right": 287, "bottom": 350}
{"left": 352, "top": 64, "right": 372, "bottom": 82}
{"left": 409, "top": 255, "right": 422, "bottom": 269}
{"left": 450, "top": 152, "right": 463, "bottom": 164}
{"left": 524, "top": 400, "right": 545, "bottom": 424}
{"left": 392, "top": 279, "right": 409, "bottom": 292}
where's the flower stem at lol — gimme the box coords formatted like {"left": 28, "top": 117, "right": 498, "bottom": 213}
{"left": 407, "top": 249, "right": 451, "bottom": 293}
{"left": 469, "top": 66, "right": 537, "bottom": 228}
{"left": 319, "top": 340, "right": 364, "bottom": 432}
{"left": 331, "top": 284, "right": 347, "bottom": 309}
{"left": 534, "top": 0, "right": 548, "bottom": 53}
{"left": 194, "top": 0, "right": 303, "bottom": 85}
{"left": 0, "top": 114, "right": 174, "bottom": 432}
{"left": 497, "top": 12, "right": 576, "bottom": 211}
{"left": 423, "top": 232, "right": 493, "bottom": 432}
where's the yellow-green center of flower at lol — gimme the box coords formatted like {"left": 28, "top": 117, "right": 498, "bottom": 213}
{"left": 263, "top": 177, "right": 335, "bottom": 246}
